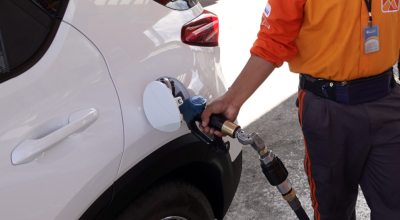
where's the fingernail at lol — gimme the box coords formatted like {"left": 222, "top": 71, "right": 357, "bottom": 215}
{"left": 202, "top": 122, "right": 207, "bottom": 127}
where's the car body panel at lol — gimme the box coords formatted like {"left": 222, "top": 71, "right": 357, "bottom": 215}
{"left": 0, "top": 1, "right": 242, "bottom": 219}
{"left": 63, "top": 0, "right": 242, "bottom": 181}
{"left": 0, "top": 22, "right": 123, "bottom": 220}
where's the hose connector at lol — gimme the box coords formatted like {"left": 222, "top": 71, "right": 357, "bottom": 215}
{"left": 209, "top": 115, "right": 240, "bottom": 138}
{"left": 221, "top": 121, "right": 240, "bottom": 138}
{"left": 249, "top": 132, "right": 266, "bottom": 153}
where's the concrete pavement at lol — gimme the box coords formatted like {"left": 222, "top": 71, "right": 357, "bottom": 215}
{"left": 200, "top": 0, "right": 371, "bottom": 219}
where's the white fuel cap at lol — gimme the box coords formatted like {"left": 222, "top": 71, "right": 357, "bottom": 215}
{"left": 143, "top": 81, "right": 183, "bottom": 132}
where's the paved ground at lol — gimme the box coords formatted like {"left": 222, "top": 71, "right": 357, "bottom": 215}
{"left": 199, "top": 0, "right": 373, "bottom": 219}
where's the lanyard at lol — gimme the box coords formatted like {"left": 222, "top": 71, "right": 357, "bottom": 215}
{"left": 364, "top": 0, "right": 373, "bottom": 27}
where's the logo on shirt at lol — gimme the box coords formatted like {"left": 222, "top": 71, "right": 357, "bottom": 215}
{"left": 382, "top": 0, "right": 399, "bottom": 12}
{"left": 262, "top": 2, "right": 272, "bottom": 29}
{"left": 262, "top": 14, "right": 270, "bottom": 29}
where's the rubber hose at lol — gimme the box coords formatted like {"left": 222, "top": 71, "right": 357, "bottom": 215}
{"left": 294, "top": 206, "right": 310, "bottom": 220}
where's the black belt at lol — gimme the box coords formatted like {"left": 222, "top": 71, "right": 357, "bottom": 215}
{"left": 299, "top": 68, "right": 395, "bottom": 104}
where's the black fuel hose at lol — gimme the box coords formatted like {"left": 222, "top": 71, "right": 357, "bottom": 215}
{"left": 294, "top": 206, "right": 310, "bottom": 220}
{"left": 206, "top": 114, "right": 310, "bottom": 220}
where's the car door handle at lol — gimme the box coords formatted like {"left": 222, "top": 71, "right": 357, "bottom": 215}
{"left": 12, "top": 108, "right": 99, "bottom": 165}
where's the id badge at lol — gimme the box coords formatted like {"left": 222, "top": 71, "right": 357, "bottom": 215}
{"left": 363, "top": 25, "right": 380, "bottom": 54}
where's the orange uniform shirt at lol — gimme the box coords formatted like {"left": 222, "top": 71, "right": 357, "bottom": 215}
{"left": 250, "top": 0, "right": 400, "bottom": 81}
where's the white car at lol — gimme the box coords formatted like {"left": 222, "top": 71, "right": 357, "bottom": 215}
{"left": 0, "top": 0, "right": 242, "bottom": 220}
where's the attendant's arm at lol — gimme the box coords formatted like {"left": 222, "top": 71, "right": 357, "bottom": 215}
{"left": 200, "top": 56, "right": 275, "bottom": 136}
{"left": 200, "top": 0, "right": 306, "bottom": 136}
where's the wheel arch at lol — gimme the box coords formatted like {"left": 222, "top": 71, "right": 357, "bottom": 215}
{"left": 165, "top": 161, "right": 225, "bottom": 219}
{"left": 80, "top": 133, "right": 242, "bottom": 220}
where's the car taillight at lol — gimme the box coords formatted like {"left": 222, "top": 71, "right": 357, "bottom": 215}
{"left": 181, "top": 10, "right": 219, "bottom": 47}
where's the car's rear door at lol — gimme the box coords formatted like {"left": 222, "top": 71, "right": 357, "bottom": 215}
{"left": 0, "top": 1, "right": 123, "bottom": 219}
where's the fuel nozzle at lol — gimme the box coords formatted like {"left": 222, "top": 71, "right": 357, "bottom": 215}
{"left": 179, "top": 96, "right": 231, "bottom": 156}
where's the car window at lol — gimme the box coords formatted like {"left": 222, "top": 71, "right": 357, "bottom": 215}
{"left": 31, "top": 0, "right": 62, "bottom": 16}
{"left": 0, "top": 37, "right": 7, "bottom": 74}
{"left": 154, "top": 0, "right": 198, "bottom": 11}
{"left": 0, "top": 0, "right": 68, "bottom": 83}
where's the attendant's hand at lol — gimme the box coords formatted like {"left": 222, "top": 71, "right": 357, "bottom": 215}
{"left": 200, "top": 93, "right": 241, "bottom": 137}
{"left": 199, "top": 56, "right": 275, "bottom": 137}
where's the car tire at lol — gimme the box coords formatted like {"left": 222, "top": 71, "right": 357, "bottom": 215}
{"left": 114, "top": 179, "right": 214, "bottom": 220}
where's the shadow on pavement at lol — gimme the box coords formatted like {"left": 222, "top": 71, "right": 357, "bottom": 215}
{"left": 198, "top": 0, "right": 218, "bottom": 7}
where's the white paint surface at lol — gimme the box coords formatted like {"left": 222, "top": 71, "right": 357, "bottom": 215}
{"left": 0, "top": 23, "right": 123, "bottom": 220}
{"left": 66, "top": 0, "right": 241, "bottom": 178}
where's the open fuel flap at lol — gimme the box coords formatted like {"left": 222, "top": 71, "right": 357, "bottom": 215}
{"left": 142, "top": 78, "right": 188, "bottom": 132}
{"left": 143, "top": 78, "right": 230, "bottom": 156}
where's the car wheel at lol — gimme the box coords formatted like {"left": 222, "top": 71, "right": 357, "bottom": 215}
{"left": 115, "top": 179, "right": 214, "bottom": 220}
